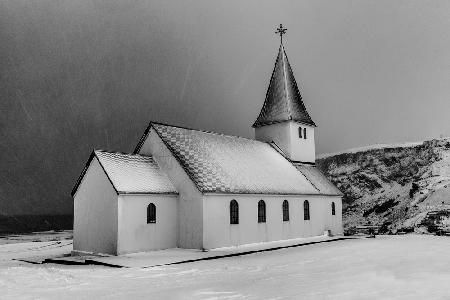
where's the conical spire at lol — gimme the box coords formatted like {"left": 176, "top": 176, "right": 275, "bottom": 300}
{"left": 253, "top": 44, "right": 316, "bottom": 128}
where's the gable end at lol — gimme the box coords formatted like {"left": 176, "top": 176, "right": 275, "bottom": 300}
{"left": 71, "top": 151, "right": 119, "bottom": 197}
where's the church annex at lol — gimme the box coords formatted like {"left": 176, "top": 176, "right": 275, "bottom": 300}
{"left": 71, "top": 28, "right": 343, "bottom": 255}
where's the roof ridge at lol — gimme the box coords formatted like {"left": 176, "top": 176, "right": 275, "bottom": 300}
{"left": 94, "top": 149, "right": 152, "bottom": 158}
{"left": 151, "top": 121, "right": 267, "bottom": 144}
{"left": 281, "top": 44, "right": 292, "bottom": 119}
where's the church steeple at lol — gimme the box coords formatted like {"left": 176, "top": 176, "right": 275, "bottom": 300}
{"left": 253, "top": 39, "right": 315, "bottom": 128}
{"left": 254, "top": 25, "right": 316, "bottom": 163}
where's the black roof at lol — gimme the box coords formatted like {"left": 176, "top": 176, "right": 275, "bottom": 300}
{"left": 253, "top": 44, "right": 316, "bottom": 128}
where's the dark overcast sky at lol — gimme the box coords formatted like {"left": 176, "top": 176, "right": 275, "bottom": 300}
{"left": 1, "top": 0, "right": 449, "bottom": 215}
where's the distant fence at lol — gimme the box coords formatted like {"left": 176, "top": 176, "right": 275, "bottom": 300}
{"left": 354, "top": 225, "right": 381, "bottom": 235}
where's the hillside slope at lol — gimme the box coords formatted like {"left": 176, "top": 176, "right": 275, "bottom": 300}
{"left": 316, "top": 138, "right": 450, "bottom": 233}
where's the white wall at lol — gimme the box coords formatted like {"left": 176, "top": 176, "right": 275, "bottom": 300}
{"left": 203, "top": 194, "right": 343, "bottom": 249}
{"left": 289, "top": 122, "right": 315, "bottom": 163}
{"left": 255, "top": 122, "right": 291, "bottom": 156}
{"left": 138, "top": 129, "right": 204, "bottom": 249}
{"left": 73, "top": 158, "right": 118, "bottom": 255}
{"left": 254, "top": 121, "right": 315, "bottom": 163}
{"left": 117, "top": 194, "right": 178, "bottom": 254}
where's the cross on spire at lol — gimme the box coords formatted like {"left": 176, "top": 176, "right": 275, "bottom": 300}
{"left": 275, "top": 24, "right": 287, "bottom": 44}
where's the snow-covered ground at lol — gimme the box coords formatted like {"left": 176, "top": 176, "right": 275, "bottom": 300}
{"left": 0, "top": 230, "right": 72, "bottom": 245}
{"left": 1, "top": 235, "right": 450, "bottom": 299}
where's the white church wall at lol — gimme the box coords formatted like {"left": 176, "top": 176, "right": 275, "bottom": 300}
{"left": 301, "top": 195, "right": 343, "bottom": 237}
{"left": 254, "top": 121, "right": 315, "bottom": 163}
{"left": 255, "top": 122, "right": 291, "bottom": 157}
{"left": 202, "top": 194, "right": 343, "bottom": 249}
{"left": 289, "top": 121, "right": 315, "bottom": 163}
{"left": 73, "top": 157, "right": 118, "bottom": 255}
{"left": 116, "top": 194, "right": 178, "bottom": 254}
{"left": 138, "top": 129, "right": 204, "bottom": 249}
{"left": 331, "top": 196, "right": 343, "bottom": 235}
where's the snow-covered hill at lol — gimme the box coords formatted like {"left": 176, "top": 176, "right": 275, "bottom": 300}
{"left": 316, "top": 138, "right": 450, "bottom": 233}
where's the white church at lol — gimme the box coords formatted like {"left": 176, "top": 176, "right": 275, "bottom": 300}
{"left": 71, "top": 30, "right": 343, "bottom": 255}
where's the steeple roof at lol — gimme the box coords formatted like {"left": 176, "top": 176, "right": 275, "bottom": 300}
{"left": 253, "top": 44, "right": 316, "bottom": 128}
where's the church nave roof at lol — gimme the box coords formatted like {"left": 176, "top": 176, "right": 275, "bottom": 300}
{"left": 148, "top": 122, "right": 328, "bottom": 195}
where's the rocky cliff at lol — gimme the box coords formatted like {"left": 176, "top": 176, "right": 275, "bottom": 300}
{"left": 316, "top": 139, "right": 450, "bottom": 234}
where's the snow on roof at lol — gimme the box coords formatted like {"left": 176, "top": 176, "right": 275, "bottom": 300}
{"left": 152, "top": 123, "right": 322, "bottom": 195}
{"left": 293, "top": 163, "right": 342, "bottom": 196}
{"left": 94, "top": 151, "right": 177, "bottom": 194}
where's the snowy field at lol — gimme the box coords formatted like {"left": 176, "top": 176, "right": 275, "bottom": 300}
{"left": 0, "top": 230, "right": 72, "bottom": 245}
{"left": 1, "top": 235, "right": 450, "bottom": 299}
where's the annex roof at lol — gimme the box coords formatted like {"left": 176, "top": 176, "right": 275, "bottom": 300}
{"left": 293, "top": 163, "right": 343, "bottom": 196}
{"left": 149, "top": 122, "right": 322, "bottom": 195}
{"left": 253, "top": 44, "right": 316, "bottom": 128}
{"left": 72, "top": 150, "right": 177, "bottom": 196}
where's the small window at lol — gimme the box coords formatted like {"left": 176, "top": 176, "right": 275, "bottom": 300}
{"left": 282, "top": 200, "right": 289, "bottom": 221}
{"left": 331, "top": 202, "right": 336, "bottom": 216}
{"left": 298, "top": 127, "right": 302, "bottom": 138}
{"left": 147, "top": 203, "right": 156, "bottom": 223}
{"left": 304, "top": 128, "right": 307, "bottom": 139}
{"left": 258, "top": 200, "right": 266, "bottom": 223}
{"left": 230, "top": 200, "right": 239, "bottom": 224}
{"left": 303, "top": 200, "right": 310, "bottom": 220}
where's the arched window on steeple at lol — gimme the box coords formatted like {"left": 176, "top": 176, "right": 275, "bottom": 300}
{"left": 304, "top": 128, "right": 307, "bottom": 139}
{"left": 331, "top": 202, "right": 336, "bottom": 216}
{"left": 298, "top": 127, "right": 302, "bottom": 138}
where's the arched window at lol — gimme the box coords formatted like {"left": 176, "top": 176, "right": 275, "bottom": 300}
{"left": 303, "top": 200, "right": 310, "bottom": 220}
{"left": 331, "top": 202, "right": 336, "bottom": 216}
{"left": 258, "top": 200, "right": 266, "bottom": 223}
{"left": 230, "top": 200, "right": 239, "bottom": 224}
{"left": 304, "top": 128, "right": 307, "bottom": 139}
{"left": 298, "top": 127, "right": 302, "bottom": 138}
{"left": 147, "top": 203, "right": 156, "bottom": 223}
{"left": 282, "top": 200, "right": 289, "bottom": 221}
